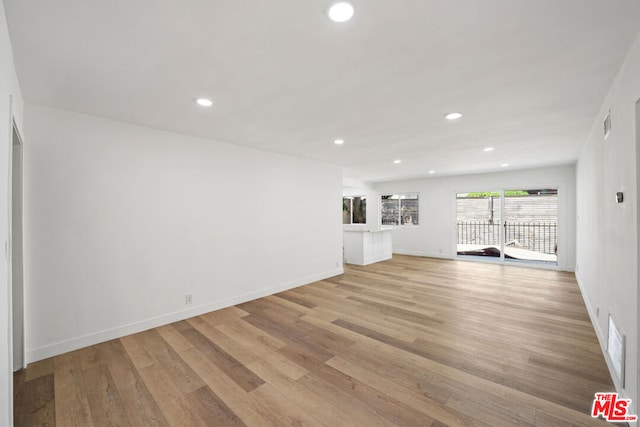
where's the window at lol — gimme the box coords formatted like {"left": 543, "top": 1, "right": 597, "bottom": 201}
{"left": 381, "top": 194, "right": 419, "bottom": 225}
{"left": 342, "top": 196, "right": 366, "bottom": 224}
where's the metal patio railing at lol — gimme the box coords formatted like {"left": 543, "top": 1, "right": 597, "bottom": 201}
{"left": 457, "top": 221, "right": 557, "bottom": 254}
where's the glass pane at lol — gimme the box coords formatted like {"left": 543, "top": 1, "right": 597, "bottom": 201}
{"left": 342, "top": 197, "right": 352, "bottom": 224}
{"left": 381, "top": 195, "right": 399, "bottom": 225}
{"left": 352, "top": 196, "right": 366, "bottom": 224}
{"left": 456, "top": 192, "right": 502, "bottom": 258}
{"left": 400, "top": 194, "right": 419, "bottom": 225}
{"left": 503, "top": 189, "right": 557, "bottom": 265}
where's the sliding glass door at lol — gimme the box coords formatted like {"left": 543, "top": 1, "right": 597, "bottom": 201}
{"left": 457, "top": 189, "right": 558, "bottom": 266}
{"left": 503, "top": 189, "right": 557, "bottom": 265}
{"left": 456, "top": 191, "right": 503, "bottom": 259}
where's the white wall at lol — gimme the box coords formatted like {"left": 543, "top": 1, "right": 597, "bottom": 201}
{"left": 373, "top": 165, "right": 577, "bottom": 272}
{"left": 576, "top": 32, "right": 640, "bottom": 414}
{"left": 23, "top": 105, "right": 343, "bottom": 362}
{"left": 0, "top": 1, "right": 23, "bottom": 425}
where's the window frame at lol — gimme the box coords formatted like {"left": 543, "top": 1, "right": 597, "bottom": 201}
{"left": 342, "top": 195, "right": 367, "bottom": 225}
{"left": 380, "top": 193, "right": 419, "bottom": 226}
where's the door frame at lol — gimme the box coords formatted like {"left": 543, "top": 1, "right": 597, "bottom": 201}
{"left": 8, "top": 105, "right": 24, "bottom": 372}
{"left": 454, "top": 187, "right": 561, "bottom": 270}
{"left": 635, "top": 98, "right": 640, "bottom": 406}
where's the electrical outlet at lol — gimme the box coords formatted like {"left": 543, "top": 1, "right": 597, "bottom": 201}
{"left": 185, "top": 294, "right": 193, "bottom": 305}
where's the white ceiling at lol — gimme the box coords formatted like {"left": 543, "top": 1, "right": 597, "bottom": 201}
{"left": 5, "top": 0, "right": 640, "bottom": 182}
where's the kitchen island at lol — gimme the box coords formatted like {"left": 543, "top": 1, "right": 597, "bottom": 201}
{"left": 343, "top": 228, "right": 393, "bottom": 266}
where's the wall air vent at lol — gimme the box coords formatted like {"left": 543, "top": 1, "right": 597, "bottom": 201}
{"left": 604, "top": 111, "right": 611, "bottom": 140}
{"left": 607, "top": 314, "right": 625, "bottom": 387}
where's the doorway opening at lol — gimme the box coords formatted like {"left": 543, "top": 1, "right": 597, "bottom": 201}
{"left": 456, "top": 189, "right": 558, "bottom": 266}
{"left": 11, "top": 122, "right": 24, "bottom": 371}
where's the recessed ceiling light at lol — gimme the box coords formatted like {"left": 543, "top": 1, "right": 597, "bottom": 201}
{"left": 196, "top": 98, "right": 213, "bottom": 107}
{"left": 445, "top": 112, "right": 462, "bottom": 120}
{"left": 428, "top": 170, "right": 435, "bottom": 174}
{"left": 501, "top": 163, "right": 509, "bottom": 167}
{"left": 327, "top": 2, "right": 354, "bottom": 22}
{"left": 334, "top": 139, "right": 344, "bottom": 145}
{"left": 483, "top": 147, "right": 494, "bottom": 152}
{"left": 393, "top": 159, "right": 402, "bottom": 164}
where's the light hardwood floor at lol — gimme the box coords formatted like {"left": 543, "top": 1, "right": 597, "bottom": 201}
{"left": 14, "top": 255, "right": 618, "bottom": 426}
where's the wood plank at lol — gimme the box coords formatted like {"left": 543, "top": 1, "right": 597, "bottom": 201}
{"left": 187, "top": 316, "right": 258, "bottom": 367}
{"left": 327, "top": 355, "right": 485, "bottom": 426}
{"left": 136, "top": 363, "right": 207, "bottom": 426}
{"left": 156, "top": 323, "right": 194, "bottom": 353}
{"left": 136, "top": 329, "right": 205, "bottom": 394}
{"left": 273, "top": 290, "right": 317, "bottom": 309}
{"left": 222, "top": 315, "right": 288, "bottom": 350}
{"left": 82, "top": 362, "right": 131, "bottom": 426}
{"left": 217, "top": 320, "right": 308, "bottom": 380}
{"left": 198, "top": 306, "right": 250, "bottom": 326}
{"left": 249, "top": 383, "right": 325, "bottom": 427}
{"left": 24, "top": 357, "right": 54, "bottom": 382}
{"left": 279, "top": 343, "right": 435, "bottom": 426}
{"left": 242, "top": 313, "right": 336, "bottom": 362}
{"left": 177, "top": 320, "right": 265, "bottom": 393}
{"left": 295, "top": 372, "right": 399, "bottom": 427}
{"left": 247, "top": 359, "right": 361, "bottom": 426}
{"left": 263, "top": 294, "right": 313, "bottom": 315}
{"left": 54, "top": 351, "right": 93, "bottom": 427}
{"left": 120, "top": 334, "right": 155, "bottom": 369}
{"left": 186, "top": 385, "right": 246, "bottom": 427}
{"left": 13, "top": 370, "right": 56, "bottom": 427}
{"left": 99, "top": 339, "right": 170, "bottom": 427}
{"left": 310, "top": 304, "right": 420, "bottom": 343}
{"left": 177, "top": 347, "right": 282, "bottom": 426}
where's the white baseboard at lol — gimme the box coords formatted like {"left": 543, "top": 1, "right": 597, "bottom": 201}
{"left": 394, "top": 249, "right": 574, "bottom": 272}
{"left": 361, "top": 255, "right": 392, "bottom": 265}
{"left": 576, "top": 273, "right": 607, "bottom": 349}
{"left": 25, "top": 268, "right": 343, "bottom": 363}
{"left": 575, "top": 274, "right": 631, "bottom": 412}
{"left": 392, "top": 249, "right": 450, "bottom": 259}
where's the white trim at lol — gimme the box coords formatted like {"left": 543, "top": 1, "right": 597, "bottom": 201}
{"left": 504, "top": 259, "right": 562, "bottom": 271}
{"left": 576, "top": 274, "right": 629, "bottom": 406}
{"left": 26, "top": 268, "right": 343, "bottom": 363}
{"left": 9, "top": 118, "right": 24, "bottom": 372}
{"left": 393, "top": 251, "right": 570, "bottom": 272}
{"left": 5, "top": 94, "right": 13, "bottom": 427}
{"left": 455, "top": 254, "right": 565, "bottom": 271}
{"left": 392, "top": 249, "right": 449, "bottom": 259}
{"left": 636, "top": 97, "right": 640, "bottom": 416}
{"left": 358, "top": 255, "right": 392, "bottom": 265}
{"left": 454, "top": 254, "right": 503, "bottom": 266}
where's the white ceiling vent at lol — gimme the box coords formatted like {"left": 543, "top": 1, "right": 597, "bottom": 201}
{"left": 604, "top": 111, "right": 611, "bottom": 139}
